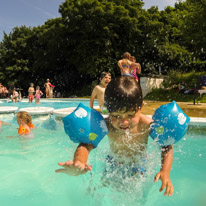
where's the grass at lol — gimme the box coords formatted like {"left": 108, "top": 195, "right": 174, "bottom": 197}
{"left": 144, "top": 88, "right": 206, "bottom": 103}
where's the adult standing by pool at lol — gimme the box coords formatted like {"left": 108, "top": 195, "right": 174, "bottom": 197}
{"left": 44, "top": 79, "right": 51, "bottom": 98}
{"left": 118, "top": 52, "right": 141, "bottom": 77}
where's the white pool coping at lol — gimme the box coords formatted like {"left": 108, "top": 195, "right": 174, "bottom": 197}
{"left": 53, "top": 107, "right": 76, "bottom": 118}
{"left": 53, "top": 106, "right": 101, "bottom": 118}
{"left": 0, "top": 106, "right": 18, "bottom": 113}
{"left": 19, "top": 107, "right": 54, "bottom": 115}
{"left": 0, "top": 99, "right": 205, "bottom": 123}
{"left": 147, "top": 115, "right": 206, "bottom": 123}
{"left": 189, "top": 117, "right": 206, "bottom": 123}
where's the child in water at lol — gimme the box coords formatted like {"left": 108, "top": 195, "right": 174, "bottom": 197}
{"left": 56, "top": 76, "right": 174, "bottom": 197}
{"left": 90, "top": 72, "right": 111, "bottom": 113}
{"left": 17, "top": 111, "right": 35, "bottom": 136}
{"left": 35, "top": 86, "right": 43, "bottom": 104}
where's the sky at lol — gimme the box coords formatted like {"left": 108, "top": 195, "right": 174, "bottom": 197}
{"left": 0, "top": 0, "right": 180, "bottom": 40}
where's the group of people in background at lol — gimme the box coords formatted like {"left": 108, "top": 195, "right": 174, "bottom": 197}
{"left": 0, "top": 78, "right": 55, "bottom": 103}
{"left": 27, "top": 79, "right": 55, "bottom": 104}
{"left": 28, "top": 83, "right": 43, "bottom": 104}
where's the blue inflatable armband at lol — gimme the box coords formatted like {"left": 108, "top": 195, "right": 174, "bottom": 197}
{"left": 150, "top": 101, "right": 190, "bottom": 146}
{"left": 63, "top": 103, "right": 108, "bottom": 147}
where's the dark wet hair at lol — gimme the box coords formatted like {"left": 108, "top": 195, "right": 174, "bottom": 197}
{"left": 100, "top": 72, "right": 111, "bottom": 80}
{"left": 105, "top": 76, "right": 143, "bottom": 113}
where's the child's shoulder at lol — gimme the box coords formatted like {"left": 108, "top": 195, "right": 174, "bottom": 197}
{"left": 95, "top": 84, "right": 103, "bottom": 91}
{"left": 140, "top": 113, "right": 153, "bottom": 125}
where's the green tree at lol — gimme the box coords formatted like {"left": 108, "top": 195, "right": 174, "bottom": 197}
{"left": 0, "top": 26, "right": 34, "bottom": 87}
{"left": 59, "top": 0, "right": 144, "bottom": 78}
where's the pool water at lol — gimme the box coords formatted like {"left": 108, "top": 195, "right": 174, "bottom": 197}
{"left": 0, "top": 100, "right": 206, "bottom": 206}
{"left": 0, "top": 98, "right": 97, "bottom": 109}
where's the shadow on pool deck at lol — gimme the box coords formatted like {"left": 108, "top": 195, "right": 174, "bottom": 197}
{"left": 142, "top": 101, "right": 206, "bottom": 118}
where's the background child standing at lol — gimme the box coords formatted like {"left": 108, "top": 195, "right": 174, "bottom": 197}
{"left": 35, "top": 86, "right": 43, "bottom": 104}
{"left": 28, "top": 83, "right": 35, "bottom": 103}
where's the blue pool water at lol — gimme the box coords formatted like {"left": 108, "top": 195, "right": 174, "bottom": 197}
{"left": 0, "top": 99, "right": 206, "bottom": 206}
{"left": 0, "top": 98, "right": 97, "bottom": 109}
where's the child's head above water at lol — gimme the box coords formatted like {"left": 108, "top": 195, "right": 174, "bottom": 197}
{"left": 105, "top": 76, "right": 143, "bottom": 113}
{"left": 99, "top": 72, "right": 111, "bottom": 81}
{"left": 16, "top": 111, "right": 32, "bottom": 125}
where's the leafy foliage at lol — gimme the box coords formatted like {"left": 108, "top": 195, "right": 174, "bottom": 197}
{"left": 0, "top": 0, "right": 205, "bottom": 96}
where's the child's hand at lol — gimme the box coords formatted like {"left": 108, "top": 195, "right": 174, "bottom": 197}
{"left": 55, "top": 160, "right": 92, "bottom": 176}
{"left": 154, "top": 171, "right": 174, "bottom": 197}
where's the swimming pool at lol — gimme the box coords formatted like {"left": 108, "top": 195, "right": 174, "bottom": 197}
{"left": 0, "top": 99, "right": 205, "bottom": 206}
{"left": 0, "top": 98, "right": 96, "bottom": 110}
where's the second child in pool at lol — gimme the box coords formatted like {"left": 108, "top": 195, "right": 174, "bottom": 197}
{"left": 17, "top": 111, "right": 35, "bottom": 136}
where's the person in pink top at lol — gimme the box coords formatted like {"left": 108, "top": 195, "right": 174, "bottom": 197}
{"left": 35, "top": 86, "right": 43, "bottom": 104}
{"left": 130, "top": 56, "right": 141, "bottom": 82}
{"left": 118, "top": 52, "right": 140, "bottom": 77}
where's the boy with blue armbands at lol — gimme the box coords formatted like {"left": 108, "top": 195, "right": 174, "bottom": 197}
{"left": 56, "top": 76, "right": 174, "bottom": 197}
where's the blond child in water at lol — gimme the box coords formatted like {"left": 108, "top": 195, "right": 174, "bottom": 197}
{"left": 56, "top": 76, "right": 174, "bottom": 197}
{"left": 35, "top": 86, "right": 43, "bottom": 104}
{"left": 17, "top": 111, "right": 35, "bottom": 136}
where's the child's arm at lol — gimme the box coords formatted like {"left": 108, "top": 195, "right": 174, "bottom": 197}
{"left": 117, "top": 59, "right": 125, "bottom": 70}
{"left": 90, "top": 88, "right": 97, "bottom": 108}
{"left": 0, "top": 120, "right": 9, "bottom": 125}
{"left": 136, "top": 63, "right": 141, "bottom": 74}
{"left": 154, "top": 145, "right": 174, "bottom": 197}
{"left": 56, "top": 143, "right": 94, "bottom": 176}
{"left": 131, "top": 62, "right": 141, "bottom": 73}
